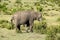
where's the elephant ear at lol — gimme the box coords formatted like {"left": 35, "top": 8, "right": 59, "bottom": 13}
{"left": 35, "top": 12, "right": 42, "bottom": 20}
{"left": 32, "top": 12, "right": 38, "bottom": 20}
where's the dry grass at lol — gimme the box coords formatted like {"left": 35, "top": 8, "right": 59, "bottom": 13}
{"left": 0, "top": 28, "right": 46, "bottom": 40}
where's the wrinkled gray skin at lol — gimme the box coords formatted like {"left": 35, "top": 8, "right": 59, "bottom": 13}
{"left": 11, "top": 10, "right": 42, "bottom": 32}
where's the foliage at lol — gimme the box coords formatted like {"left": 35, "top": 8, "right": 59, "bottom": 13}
{"left": 33, "top": 17, "right": 47, "bottom": 34}
{"left": 57, "top": 25, "right": 60, "bottom": 33}
{"left": 57, "top": 17, "right": 60, "bottom": 22}
{"left": 57, "top": 35, "right": 60, "bottom": 40}
{"left": 0, "top": 0, "right": 43, "bottom": 15}
{"left": 0, "top": 0, "right": 60, "bottom": 15}
{"left": 46, "top": 25, "right": 57, "bottom": 40}
{"left": 0, "top": 2, "right": 8, "bottom": 12}
{"left": 0, "top": 20, "right": 13, "bottom": 29}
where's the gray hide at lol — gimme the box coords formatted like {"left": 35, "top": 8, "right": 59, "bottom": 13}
{"left": 11, "top": 10, "right": 42, "bottom": 32}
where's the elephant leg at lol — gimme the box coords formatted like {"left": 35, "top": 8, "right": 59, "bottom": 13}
{"left": 16, "top": 24, "right": 21, "bottom": 33}
{"left": 26, "top": 27, "right": 29, "bottom": 33}
{"left": 26, "top": 21, "right": 30, "bottom": 33}
{"left": 17, "top": 24, "right": 20, "bottom": 30}
{"left": 29, "top": 24, "right": 33, "bottom": 32}
{"left": 29, "top": 20, "right": 33, "bottom": 32}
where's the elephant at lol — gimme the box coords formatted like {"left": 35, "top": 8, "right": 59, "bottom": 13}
{"left": 11, "top": 10, "right": 42, "bottom": 32}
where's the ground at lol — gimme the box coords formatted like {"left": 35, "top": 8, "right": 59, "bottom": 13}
{"left": 0, "top": 28, "right": 46, "bottom": 40}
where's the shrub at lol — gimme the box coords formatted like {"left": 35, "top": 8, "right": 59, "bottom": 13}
{"left": 33, "top": 18, "right": 47, "bottom": 34}
{"left": 43, "top": 12, "right": 49, "bottom": 16}
{"left": 57, "top": 25, "right": 60, "bottom": 33}
{"left": 57, "top": 17, "right": 60, "bottom": 22}
{"left": 46, "top": 25, "right": 57, "bottom": 40}
{"left": 0, "top": 20, "right": 13, "bottom": 29}
{"left": 0, "top": 20, "right": 8, "bottom": 24}
{"left": 1, "top": 22, "right": 12, "bottom": 29}
{"left": 57, "top": 35, "right": 60, "bottom": 40}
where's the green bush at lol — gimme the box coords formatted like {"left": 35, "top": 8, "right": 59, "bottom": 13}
{"left": 0, "top": 20, "right": 13, "bottom": 29}
{"left": 43, "top": 12, "right": 49, "bottom": 16}
{"left": 57, "top": 25, "right": 60, "bottom": 33}
{"left": 57, "top": 17, "right": 60, "bottom": 22}
{"left": 1, "top": 22, "right": 12, "bottom": 29}
{"left": 0, "top": 0, "right": 43, "bottom": 15}
{"left": 0, "top": 20, "right": 8, "bottom": 24}
{"left": 46, "top": 25, "right": 57, "bottom": 40}
{"left": 33, "top": 18, "right": 47, "bottom": 34}
{"left": 57, "top": 35, "right": 60, "bottom": 40}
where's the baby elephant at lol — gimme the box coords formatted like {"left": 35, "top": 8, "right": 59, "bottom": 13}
{"left": 11, "top": 10, "right": 42, "bottom": 32}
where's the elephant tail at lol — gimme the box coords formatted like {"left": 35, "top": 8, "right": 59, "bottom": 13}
{"left": 10, "top": 16, "right": 15, "bottom": 29}
{"left": 11, "top": 16, "right": 14, "bottom": 23}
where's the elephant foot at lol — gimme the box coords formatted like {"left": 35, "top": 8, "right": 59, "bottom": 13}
{"left": 30, "top": 30, "right": 33, "bottom": 33}
{"left": 17, "top": 30, "right": 22, "bottom": 33}
{"left": 16, "top": 29, "right": 22, "bottom": 33}
{"left": 26, "top": 27, "right": 29, "bottom": 33}
{"left": 26, "top": 30, "right": 29, "bottom": 33}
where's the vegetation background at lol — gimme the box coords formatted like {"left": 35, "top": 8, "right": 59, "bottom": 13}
{"left": 0, "top": 0, "right": 60, "bottom": 40}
